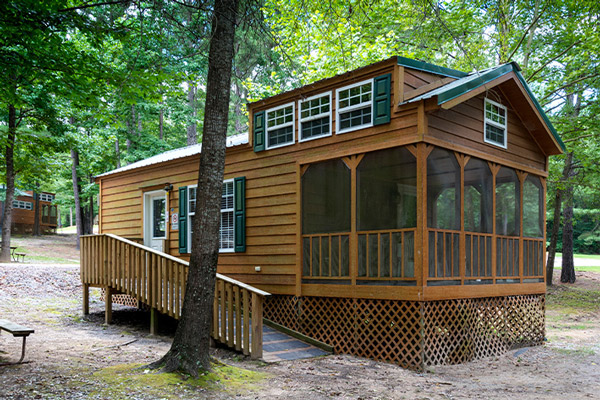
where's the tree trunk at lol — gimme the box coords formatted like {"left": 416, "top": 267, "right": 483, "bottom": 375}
{"left": 0, "top": 104, "right": 17, "bottom": 262}
{"left": 33, "top": 187, "right": 41, "bottom": 236}
{"left": 159, "top": 104, "right": 164, "bottom": 140}
{"left": 71, "top": 148, "right": 84, "bottom": 250}
{"left": 560, "top": 185, "right": 576, "bottom": 283}
{"left": 546, "top": 152, "right": 574, "bottom": 286}
{"left": 187, "top": 82, "right": 198, "bottom": 145}
{"left": 149, "top": 0, "right": 238, "bottom": 376}
{"left": 115, "top": 139, "right": 121, "bottom": 169}
{"left": 88, "top": 178, "right": 94, "bottom": 234}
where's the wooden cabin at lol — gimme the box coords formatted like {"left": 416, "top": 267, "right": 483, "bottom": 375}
{"left": 0, "top": 191, "right": 58, "bottom": 234}
{"left": 91, "top": 56, "right": 563, "bottom": 368}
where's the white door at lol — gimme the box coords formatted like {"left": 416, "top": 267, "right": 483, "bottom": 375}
{"left": 144, "top": 191, "right": 167, "bottom": 252}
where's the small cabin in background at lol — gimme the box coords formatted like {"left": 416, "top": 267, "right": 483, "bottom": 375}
{"left": 0, "top": 191, "right": 58, "bottom": 234}
{"left": 91, "top": 56, "right": 563, "bottom": 369}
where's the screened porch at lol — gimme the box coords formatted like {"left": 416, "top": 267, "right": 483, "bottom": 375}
{"left": 300, "top": 144, "right": 545, "bottom": 298}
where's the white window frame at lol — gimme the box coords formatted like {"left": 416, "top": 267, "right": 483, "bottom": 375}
{"left": 336, "top": 79, "right": 374, "bottom": 135}
{"left": 265, "top": 102, "right": 295, "bottom": 150}
{"left": 40, "top": 193, "right": 54, "bottom": 202}
{"left": 298, "top": 92, "right": 332, "bottom": 142}
{"left": 186, "top": 180, "right": 236, "bottom": 253}
{"left": 12, "top": 200, "right": 33, "bottom": 210}
{"left": 220, "top": 179, "right": 235, "bottom": 253}
{"left": 150, "top": 194, "right": 167, "bottom": 240}
{"left": 484, "top": 98, "right": 508, "bottom": 149}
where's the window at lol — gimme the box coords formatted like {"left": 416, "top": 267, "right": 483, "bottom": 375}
{"left": 299, "top": 93, "right": 331, "bottom": 142}
{"left": 152, "top": 197, "right": 166, "bottom": 239}
{"left": 220, "top": 180, "right": 235, "bottom": 252}
{"left": 337, "top": 80, "right": 373, "bottom": 134}
{"left": 186, "top": 181, "right": 236, "bottom": 253}
{"left": 39, "top": 194, "right": 54, "bottom": 202}
{"left": 266, "top": 102, "right": 295, "bottom": 149}
{"left": 12, "top": 200, "right": 33, "bottom": 210}
{"left": 484, "top": 98, "right": 507, "bottom": 148}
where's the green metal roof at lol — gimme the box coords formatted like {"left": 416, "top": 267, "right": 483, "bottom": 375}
{"left": 397, "top": 56, "right": 468, "bottom": 79}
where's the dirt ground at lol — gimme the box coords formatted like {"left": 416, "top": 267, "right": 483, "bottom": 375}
{"left": 1, "top": 235, "right": 600, "bottom": 399}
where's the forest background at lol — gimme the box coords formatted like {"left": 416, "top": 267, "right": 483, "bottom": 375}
{"left": 1, "top": 0, "right": 599, "bottom": 277}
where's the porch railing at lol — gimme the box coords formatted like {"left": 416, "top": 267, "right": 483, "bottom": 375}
{"left": 80, "top": 233, "right": 270, "bottom": 359}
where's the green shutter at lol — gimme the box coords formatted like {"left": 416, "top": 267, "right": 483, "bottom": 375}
{"left": 234, "top": 177, "right": 246, "bottom": 252}
{"left": 178, "top": 186, "right": 188, "bottom": 254}
{"left": 253, "top": 111, "right": 265, "bottom": 152}
{"left": 373, "top": 73, "right": 391, "bottom": 125}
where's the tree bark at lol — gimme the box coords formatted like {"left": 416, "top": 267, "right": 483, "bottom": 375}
{"left": 71, "top": 148, "right": 84, "bottom": 250}
{"left": 33, "top": 187, "right": 41, "bottom": 236}
{"left": 187, "top": 81, "right": 198, "bottom": 145}
{"left": 546, "top": 152, "right": 573, "bottom": 286}
{"left": 0, "top": 104, "right": 17, "bottom": 262}
{"left": 560, "top": 183, "right": 576, "bottom": 283}
{"left": 115, "top": 139, "right": 121, "bottom": 168}
{"left": 149, "top": 0, "right": 238, "bottom": 376}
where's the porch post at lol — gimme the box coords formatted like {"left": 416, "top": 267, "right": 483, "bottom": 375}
{"left": 104, "top": 286, "right": 112, "bottom": 324}
{"left": 83, "top": 283, "right": 89, "bottom": 315}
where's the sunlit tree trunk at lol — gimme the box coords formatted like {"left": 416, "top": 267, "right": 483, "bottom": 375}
{"left": 0, "top": 104, "right": 17, "bottom": 262}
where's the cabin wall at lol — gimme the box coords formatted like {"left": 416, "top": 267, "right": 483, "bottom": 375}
{"left": 427, "top": 93, "right": 547, "bottom": 174}
{"left": 99, "top": 61, "right": 425, "bottom": 296}
{"left": 0, "top": 196, "right": 57, "bottom": 233}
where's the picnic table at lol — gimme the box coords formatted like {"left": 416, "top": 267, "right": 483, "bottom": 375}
{"left": 10, "top": 246, "right": 26, "bottom": 262}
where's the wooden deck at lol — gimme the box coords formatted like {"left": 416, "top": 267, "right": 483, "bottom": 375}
{"left": 80, "top": 234, "right": 270, "bottom": 359}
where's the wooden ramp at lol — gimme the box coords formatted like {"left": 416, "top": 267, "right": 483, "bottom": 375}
{"left": 80, "top": 234, "right": 270, "bottom": 359}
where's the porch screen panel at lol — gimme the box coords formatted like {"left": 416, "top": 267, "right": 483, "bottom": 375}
{"left": 302, "top": 159, "right": 350, "bottom": 278}
{"left": 427, "top": 148, "right": 460, "bottom": 280}
{"left": 523, "top": 175, "right": 544, "bottom": 278}
{"left": 427, "top": 148, "right": 460, "bottom": 230}
{"left": 357, "top": 147, "right": 416, "bottom": 279}
{"left": 464, "top": 158, "right": 493, "bottom": 278}
{"left": 496, "top": 167, "right": 520, "bottom": 279}
{"left": 523, "top": 175, "right": 543, "bottom": 238}
{"left": 496, "top": 167, "right": 520, "bottom": 236}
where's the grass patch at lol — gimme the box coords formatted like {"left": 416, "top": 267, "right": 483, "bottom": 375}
{"left": 547, "top": 285, "right": 600, "bottom": 315}
{"left": 24, "top": 254, "right": 79, "bottom": 264}
{"left": 92, "top": 361, "right": 268, "bottom": 399}
{"left": 556, "top": 253, "right": 600, "bottom": 260}
{"left": 553, "top": 347, "right": 596, "bottom": 357}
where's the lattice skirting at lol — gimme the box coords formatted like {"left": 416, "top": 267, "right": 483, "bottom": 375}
{"left": 100, "top": 289, "right": 140, "bottom": 308}
{"left": 264, "top": 294, "right": 545, "bottom": 369}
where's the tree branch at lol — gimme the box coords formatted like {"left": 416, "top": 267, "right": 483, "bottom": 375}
{"left": 59, "top": 0, "right": 130, "bottom": 12}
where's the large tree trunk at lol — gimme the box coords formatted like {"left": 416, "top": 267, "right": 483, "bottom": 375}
{"left": 546, "top": 152, "right": 574, "bottom": 286}
{"left": 0, "top": 104, "right": 17, "bottom": 262}
{"left": 149, "top": 0, "right": 238, "bottom": 376}
{"left": 71, "top": 148, "right": 84, "bottom": 250}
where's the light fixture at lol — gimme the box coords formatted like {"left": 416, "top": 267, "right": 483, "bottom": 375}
{"left": 164, "top": 183, "right": 173, "bottom": 192}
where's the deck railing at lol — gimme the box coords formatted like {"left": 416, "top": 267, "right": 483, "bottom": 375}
{"left": 80, "top": 233, "right": 270, "bottom": 359}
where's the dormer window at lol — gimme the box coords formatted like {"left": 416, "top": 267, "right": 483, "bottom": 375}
{"left": 266, "top": 102, "right": 295, "bottom": 149}
{"left": 299, "top": 93, "right": 331, "bottom": 142}
{"left": 484, "top": 98, "right": 507, "bottom": 148}
{"left": 337, "top": 80, "right": 373, "bottom": 134}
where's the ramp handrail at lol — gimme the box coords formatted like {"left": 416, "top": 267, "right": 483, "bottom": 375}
{"left": 80, "top": 234, "right": 269, "bottom": 358}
